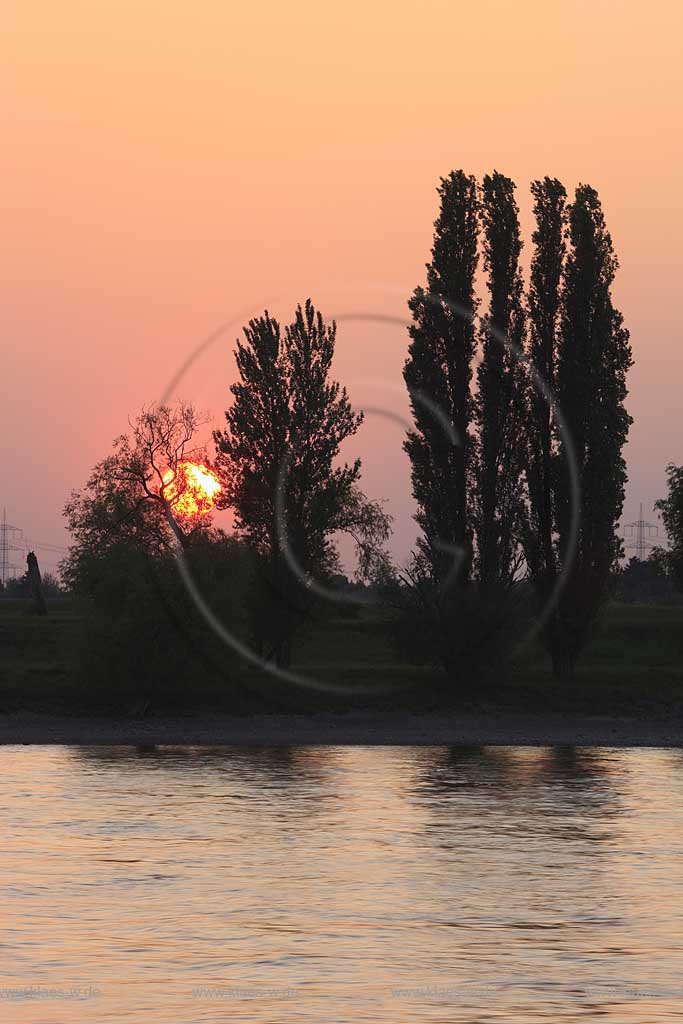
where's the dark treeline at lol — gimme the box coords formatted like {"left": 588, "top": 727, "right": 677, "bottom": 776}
{"left": 0, "top": 569, "right": 63, "bottom": 600}
{"left": 52, "top": 168, "right": 682, "bottom": 705}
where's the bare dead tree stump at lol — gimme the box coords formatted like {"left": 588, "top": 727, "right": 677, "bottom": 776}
{"left": 26, "top": 551, "right": 47, "bottom": 616}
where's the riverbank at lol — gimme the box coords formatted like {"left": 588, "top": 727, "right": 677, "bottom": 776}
{"left": 2, "top": 708, "right": 682, "bottom": 746}
{"left": 2, "top": 599, "right": 682, "bottom": 736}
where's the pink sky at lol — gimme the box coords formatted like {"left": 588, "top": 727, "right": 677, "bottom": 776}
{"left": 2, "top": 0, "right": 681, "bottom": 574}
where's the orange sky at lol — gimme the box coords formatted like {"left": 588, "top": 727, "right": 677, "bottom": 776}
{"left": 2, "top": 0, "right": 681, "bottom": 571}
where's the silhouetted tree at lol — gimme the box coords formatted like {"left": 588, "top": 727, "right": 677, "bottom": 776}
{"left": 62, "top": 402, "right": 210, "bottom": 592}
{"left": 474, "top": 171, "right": 527, "bottom": 585}
{"left": 60, "top": 404, "right": 254, "bottom": 703}
{"left": 402, "top": 172, "right": 535, "bottom": 685}
{"left": 655, "top": 464, "right": 683, "bottom": 590}
{"left": 552, "top": 185, "right": 633, "bottom": 677}
{"left": 401, "top": 172, "right": 494, "bottom": 684}
{"left": 525, "top": 178, "right": 567, "bottom": 590}
{"left": 214, "top": 300, "right": 390, "bottom": 666}
{"left": 404, "top": 170, "right": 479, "bottom": 584}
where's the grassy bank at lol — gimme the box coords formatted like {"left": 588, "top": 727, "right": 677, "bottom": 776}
{"left": 0, "top": 597, "right": 681, "bottom": 717}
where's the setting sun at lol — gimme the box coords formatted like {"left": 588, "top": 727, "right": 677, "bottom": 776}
{"left": 162, "top": 461, "right": 221, "bottom": 519}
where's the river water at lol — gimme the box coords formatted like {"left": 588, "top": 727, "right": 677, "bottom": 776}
{"left": 1, "top": 745, "right": 682, "bottom": 1022}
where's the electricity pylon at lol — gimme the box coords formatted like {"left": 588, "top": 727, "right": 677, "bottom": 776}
{"left": 623, "top": 502, "right": 658, "bottom": 561}
{"left": 0, "top": 508, "right": 23, "bottom": 585}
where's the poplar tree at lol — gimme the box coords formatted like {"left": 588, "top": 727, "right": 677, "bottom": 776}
{"left": 552, "top": 185, "right": 633, "bottom": 676}
{"left": 525, "top": 177, "right": 567, "bottom": 588}
{"left": 403, "top": 170, "right": 479, "bottom": 584}
{"left": 475, "top": 172, "right": 527, "bottom": 586}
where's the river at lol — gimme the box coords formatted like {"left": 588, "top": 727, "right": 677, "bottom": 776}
{"left": 1, "top": 745, "right": 682, "bottom": 1022}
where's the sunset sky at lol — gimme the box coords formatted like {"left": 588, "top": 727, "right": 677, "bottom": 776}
{"left": 2, "top": 0, "right": 681, "bottom": 573}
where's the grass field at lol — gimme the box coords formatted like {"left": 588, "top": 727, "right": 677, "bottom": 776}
{"left": 1, "top": 597, "right": 682, "bottom": 716}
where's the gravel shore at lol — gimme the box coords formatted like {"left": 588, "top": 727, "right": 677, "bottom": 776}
{"left": 1, "top": 710, "right": 682, "bottom": 746}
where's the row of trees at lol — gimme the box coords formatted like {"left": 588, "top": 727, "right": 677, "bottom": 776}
{"left": 402, "top": 171, "right": 632, "bottom": 678}
{"left": 63, "top": 169, "right": 639, "bottom": 691}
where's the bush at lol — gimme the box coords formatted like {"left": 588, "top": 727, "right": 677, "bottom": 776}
{"left": 74, "top": 535, "right": 253, "bottom": 704}
{"left": 386, "top": 579, "right": 533, "bottom": 689}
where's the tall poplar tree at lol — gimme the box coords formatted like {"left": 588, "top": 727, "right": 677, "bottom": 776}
{"left": 475, "top": 172, "right": 527, "bottom": 586}
{"left": 404, "top": 170, "right": 479, "bottom": 585}
{"left": 525, "top": 177, "right": 567, "bottom": 588}
{"left": 552, "top": 185, "right": 633, "bottom": 676}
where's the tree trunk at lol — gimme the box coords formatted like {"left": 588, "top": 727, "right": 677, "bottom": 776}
{"left": 275, "top": 636, "right": 292, "bottom": 670}
{"left": 551, "top": 645, "right": 576, "bottom": 682}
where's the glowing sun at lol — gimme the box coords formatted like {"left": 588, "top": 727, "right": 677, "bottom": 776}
{"left": 162, "top": 461, "right": 221, "bottom": 519}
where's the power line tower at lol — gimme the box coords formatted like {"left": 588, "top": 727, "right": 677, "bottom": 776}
{"left": 623, "top": 502, "right": 658, "bottom": 561}
{"left": 0, "top": 508, "right": 24, "bottom": 585}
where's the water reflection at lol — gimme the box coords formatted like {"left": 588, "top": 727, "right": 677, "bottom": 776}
{"left": 414, "top": 744, "right": 622, "bottom": 816}
{"left": 74, "top": 741, "right": 340, "bottom": 781}
{"left": 1, "top": 745, "right": 682, "bottom": 1023}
